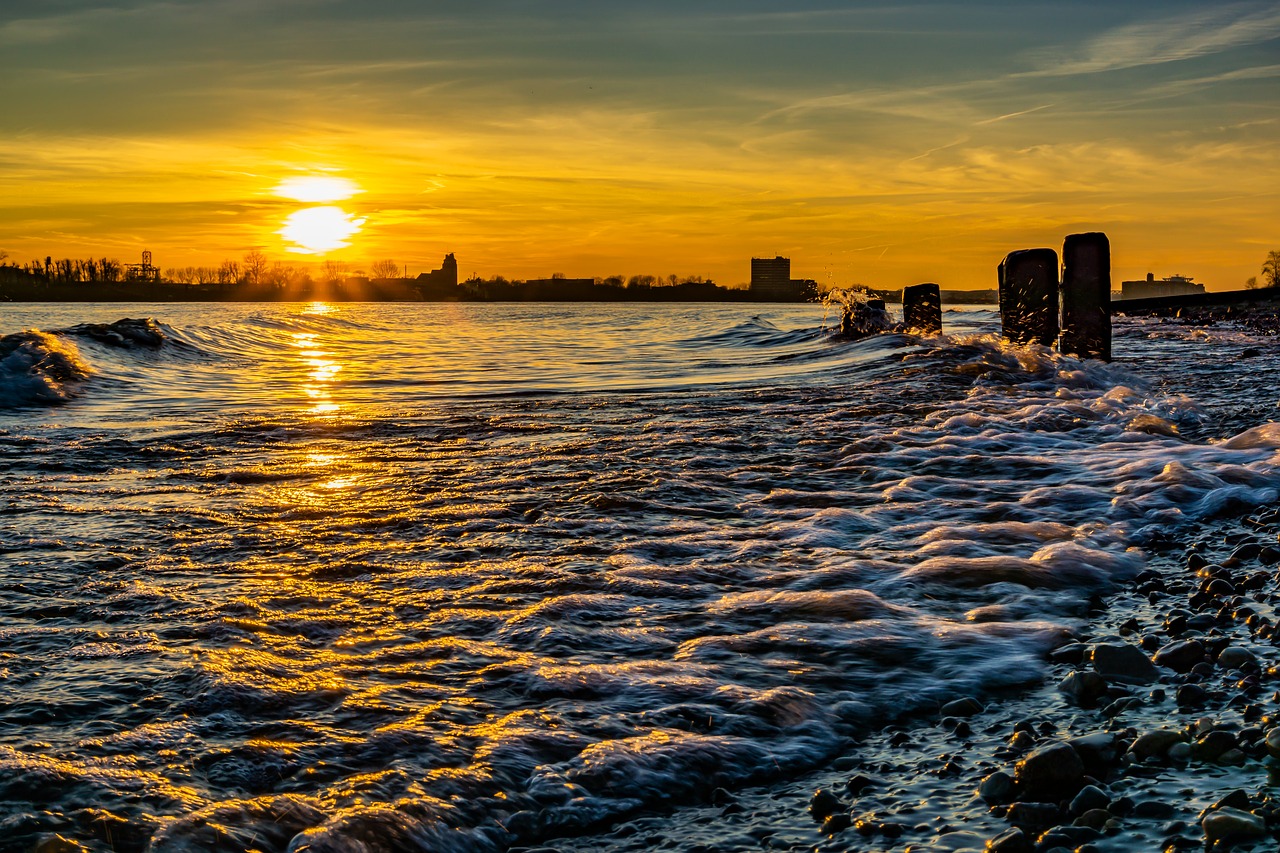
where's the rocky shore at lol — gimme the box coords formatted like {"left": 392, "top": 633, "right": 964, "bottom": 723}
{"left": 545, "top": 503, "right": 1280, "bottom": 853}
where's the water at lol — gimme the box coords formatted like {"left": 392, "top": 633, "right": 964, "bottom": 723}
{"left": 1, "top": 302, "right": 1278, "bottom": 852}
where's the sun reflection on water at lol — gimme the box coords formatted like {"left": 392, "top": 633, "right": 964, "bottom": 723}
{"left": 289, "top": 329, "right": 343, "bottom": 416}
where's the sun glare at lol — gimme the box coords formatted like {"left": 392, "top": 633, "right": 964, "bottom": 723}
{"left": 275, "top": 176, "right": 361, "bottom": 203}
{"left": 280, "top": 206, "right": 365, "bottom": 253}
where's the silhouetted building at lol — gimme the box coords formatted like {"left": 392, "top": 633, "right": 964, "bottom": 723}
{"left": 750, "top": 256, "right": 792, "bottom": 298}
{"left": 1119, "top": 273, "right": 1205, "bottom": 300}
{"left": 416, "top": 253, "right": 459, "bottom": 297}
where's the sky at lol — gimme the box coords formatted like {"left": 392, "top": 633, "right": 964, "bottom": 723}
{"left": 1, "top": 0, "right": 1277, "bottom": 290}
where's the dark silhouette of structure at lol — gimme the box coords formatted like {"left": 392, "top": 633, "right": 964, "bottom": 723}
{"left": 1060, "top": 233, "right": 1111, "bottom": 360}
{"left": 416, "top": 253, "right": 458, "bottom": 298}
{"left": 125, "top": 250, "right": 160, "bottom": 283}
{"left": 1119, "top": 273, "right": 1204, "bottom": 300}
{"left": 902, "top": 283, "right": 942, "bottom": 334}
{"left": 749, "top": 256, "right": 818, "bottom": 301}
{"left": 998, "top": 248, "right": 1059, "bottom": 346}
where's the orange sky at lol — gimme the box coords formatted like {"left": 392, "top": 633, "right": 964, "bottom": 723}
{"left": 1, "top": 1, "right": 1277, "bottom": 290}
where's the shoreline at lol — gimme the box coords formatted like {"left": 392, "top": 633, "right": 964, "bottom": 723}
{"left": 545, "top": 508, "right": 1280, "bottom": 853}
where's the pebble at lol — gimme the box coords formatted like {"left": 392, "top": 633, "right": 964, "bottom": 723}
{"left": 809, "top": 788, "right": 843, "bottom": 820}
{"left": 1059, "top": 671, "right": 1108, "bottom": 706}
{"left": 1014, "top": 742, "right": 1084, "bottom": 795}
{"left": 940, "top": 697, "right": 983, "bottom": 717}
{"left": 1154, "top": 639, "right": 1205, "bottom": 673}
{"left": 1216, "top": 646, "right": 1258, "bottom": 670}
{"left": 978, "top": 771, "right": 1014, "bottom": 803}
{"left": 1192, "top": 729, "right": 1237, "bottom": 762}
{"left": 1005, "top": 802, "right": 1061, "bottom": 828}
{"left": 1069, "top": 785, "right": 1110, "bottom": 815}
{"left": 1202, "top": 806, "right": 1267, "bottom": 841}
{"left": 1130, "top": 729, "right": 1185, "bottom": 760}
{"left": 1265, "top": 728, "right": 1280, "bottom": 759}
{"left": 987, "top": 826, "right": 1034, "bottom": 853}
{"left": 1091, "top": 643, "right": 1160, "bottom": 684}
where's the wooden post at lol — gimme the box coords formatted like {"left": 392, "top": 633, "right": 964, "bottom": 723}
{"left": 902, "top": 282, "right": 942, "bottom": 334}
{"left": 1060, "top": 232, "right": 1111, "bottom": 361}
{"left": 999, "top": 249, "right": 1059, "bottom": 346}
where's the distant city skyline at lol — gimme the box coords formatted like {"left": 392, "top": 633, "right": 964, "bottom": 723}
{"left": 1, "top": 1, "right": 1277, "bottom": 290}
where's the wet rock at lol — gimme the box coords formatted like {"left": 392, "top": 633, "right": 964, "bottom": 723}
{"left": 845, "top": 774, "right": 877, "bottom": 796}
{"left": 1133, "top": 800, "right": 1176, "bottom": 819}
{"left": 1217, "top": 647, "right": 1258, "bottom": 670}
{"left": 1154, "top": 640, "right": 1205, "bottom": 673}
{"left": 1130, "top": 729, "right": 1184, "bottom": 760}
{"left": 1192, "top": 730, "right": 1237, "bottom": 762}
{"left": 940, "top": 697, "right": 984, "bottom": 717}
{"left": 32, "top": 837, "right": 89, "bottom": 853}
{"left": 1059, "top": 671, "right": 1108, "bottom": 706}
{"left": 1067, "top": 732, "right": 1121, "bottom": 777}
{"left": 1167, "top": 742, "right": 1192, "bottom": 763}
{"left": 1202, "top": 806, "right": 1267, "bottom": 841}
{"left": 1070, "top": 785, "right": 1110, "bottom": 815}
{"left": 1015, "top": 742, "right": 1085, "bottom": 796}
{"left": 821, "top": 812, "right": 852, "bottom": 834}
{"left": 1038, "top": 825, "right": 1100, "bottom": 847}
{"left": 979, "top": 771, "right": 1015, "bottom": 803}
{"left": 1008, "top": 730, "right": 1036, "bottom": 751}
{"left": 1212, "top": 790, "right": 1253, "bottom": 812}
{"left": 809, "top": 788, "right": 843, "bottom": 820}
{"left": 1048, "top": 642, "right": 1087, "bottom": 664}
{"left": 1265, "top": 728, "right": 1280, "bottom": 759}
{"left": 1074, "top": 808, "right": 1111, "bottom": 830}
{"left": 1006, "top": 802, "right": 1061, "bottom": 828}
{"left": 1090, "top": 643, "right": 1160, "bottom": 684}
{"left": 1175, "top": 684, "right": 1208, "bottom": 708}
{"left": 987, "top": 826, "right": 1035, "bottom": 853}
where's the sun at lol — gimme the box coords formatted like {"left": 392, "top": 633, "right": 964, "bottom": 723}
{"left": 280, "top": 206, "right": 365, "bottom": 254}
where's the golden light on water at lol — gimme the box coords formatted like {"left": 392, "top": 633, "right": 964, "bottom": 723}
{"left": 290, "top": 330, "right": 343, "bottom": 416}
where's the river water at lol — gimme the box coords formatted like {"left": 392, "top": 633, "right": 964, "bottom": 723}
{"left": 1, "top": 302, "right": 1278, "bottom": 852}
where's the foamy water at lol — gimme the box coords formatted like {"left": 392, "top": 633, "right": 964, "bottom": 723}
{"left": 1, "top": 302, "right": 1278, "bottom": 852}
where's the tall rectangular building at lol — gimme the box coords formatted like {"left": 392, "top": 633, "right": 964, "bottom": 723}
{"left": 750, "top": 256, "right": 792, "bottom": 299}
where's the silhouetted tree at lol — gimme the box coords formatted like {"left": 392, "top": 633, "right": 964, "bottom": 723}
{"left": 1262, "top": 250, "right": 1280, "bottom": 288}
{"left": 243, "top": 250, "right": 269, "bottom": 286}
{"left": 1246, "top": 276, "right": 1259, "bottom": 289}
{"left": 370, "top": 259, "right": 399, "bottom": 279}
{"left": 218, "top": 260, "right": 240, "bottom": 286}
{"left": 322, "top": 259, "right": 349, "bottom": 283}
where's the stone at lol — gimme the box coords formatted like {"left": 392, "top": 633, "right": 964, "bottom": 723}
{"left": 1130, "top": 729, "right": 1184, "bottom": 760}
{"left": 979, "top": 771, "right": 1015, "bottom": 803}
{"left": 1133, "top": 800, "right": 1176, "bottom": 819}
{"left": 1175, "top": 684, "right": 1208, "bottom": 708}
{"left": 1217, "top": 647, "right": 1258, "bottom": 670}
{"left": 1264, "top": 728, "right": 1280, "bottom": 759}
{"left": 1075, "top": 808, "right": 1111, "bottom": 830}
{"left": 1192, "top": 730, "right": 1237, "bottom": 762}
{"left": 1202, "top": 807, "right": 1267, "bottom": 841}
{"left": 821, "top": 812, "right": 852, "bottom": 834}
{"left": 1167, "top": 742, "right": 1192, "bottom": 763}
{"left": 987, "top": 826, "right": 1035, "bottom": 853}
{"left": 1005, "top": 802, "right": 1061, "bottom": 828}
{"left": 1090, "top": 643, "right": 1160, "bottom": 684}
{"left": 1067, "top": 732, "right": 1122, "bottom": 776}
{"left": 810, "top": 788, "right": 843, "bottom": 820}
{"left": 999, "top": 248, "right": 1059, "bottom": 346}
{"left": 941, "top": 697, "right": 984, "bottom": 717}
{"left": 1154, "top": 639, "right": 1205, "bottom": 672}
{"left": 1059, "top": 670, "right": 1108, "bottom": 706}
{"left": 1059, "top": 232, "right": 1111, "bottom": 360}
{"left": 1070, "top": 785, "right": 1110, "bottom": 816}
{"left": 1015, "top": 742, "right": 1085, "bottom": 795}
{"left": 903, "top": 282, "right": 943, "bottom": 334}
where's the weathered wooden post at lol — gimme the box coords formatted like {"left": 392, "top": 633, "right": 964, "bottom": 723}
{"left": 902, "top": 282, "right": 942, "bottom": 334}
{"left": 999, "top": 249, "right": 1059, "bottom": 346}
{"left": 1059, "top": 232, "right": 1111, "bottom": 361}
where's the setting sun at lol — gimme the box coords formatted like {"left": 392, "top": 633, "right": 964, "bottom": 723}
{"left": 280, "top": 206, "right": 364, "bottom": 254}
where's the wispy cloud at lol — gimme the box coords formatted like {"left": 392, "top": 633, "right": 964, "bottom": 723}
{"left": 1027, "top": 3, "right": 1280, "bottom": 77}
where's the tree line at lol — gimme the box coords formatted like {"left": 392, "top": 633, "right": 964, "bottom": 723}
{"left": 1245, "top": 250, "right": 1280, "bottom": 289}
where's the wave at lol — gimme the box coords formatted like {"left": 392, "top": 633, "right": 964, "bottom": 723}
{"left": 0, "top": 330, "right": 93, "bottom": 407}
